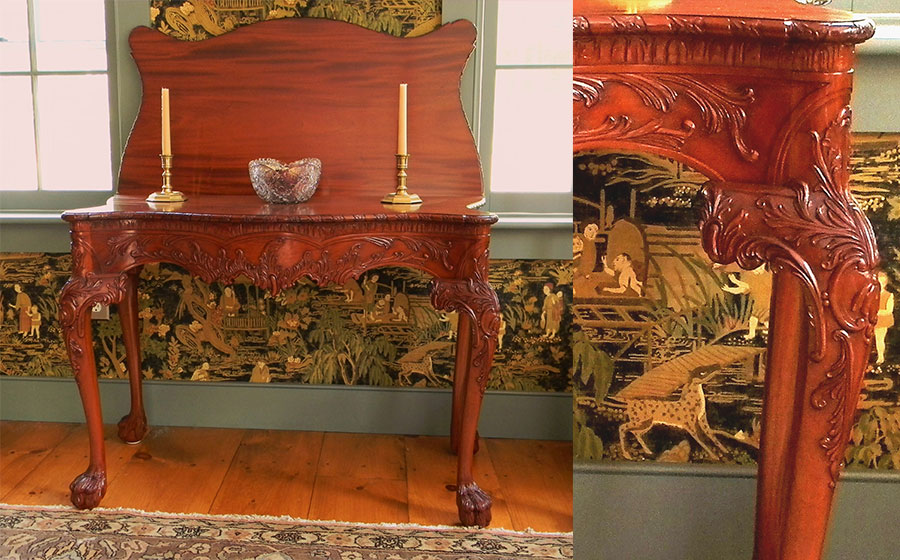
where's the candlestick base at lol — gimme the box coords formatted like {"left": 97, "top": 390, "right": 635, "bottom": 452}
{"left": 146, "top": 154, "right": 187, "bottom": 203}
{"left": 382, "top": 153, "right": 422, "bottom": 205}
{"left": 146, "top": 189, "right": 187, "bottom": 203}
{"left": 381, "top": 191, "right": 423, "bottom": 205}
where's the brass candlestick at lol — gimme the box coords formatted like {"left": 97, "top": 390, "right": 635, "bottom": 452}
{"left": 146, "top": 154, "right": 187, "bottom": 203}
{"left": 381, "top": 154, "right": 422, "bottom": 205}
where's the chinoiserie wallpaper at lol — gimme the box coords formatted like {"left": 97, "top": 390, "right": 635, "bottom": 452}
{"left": 149, "top": 0, "right": 442, "bottom": 39}
{"left": 0, "top": 260, "right": 571, "bottom": 392}
{"left": 574, "top": 134, "right": 900, "bottom": 470}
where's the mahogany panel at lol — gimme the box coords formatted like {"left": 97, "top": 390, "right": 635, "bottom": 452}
{"left": 118, "top": 18, "right": 482, "bottom": 204}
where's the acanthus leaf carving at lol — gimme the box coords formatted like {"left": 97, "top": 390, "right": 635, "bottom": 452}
{"left": 698, "top": 105, "right": 881, "bottom": 484}
{"left": 100, "top": 231, "right": 456, "bottom": 294}
{"left": 430, "top": 247, "right": 499, "bottom": 393}
{"left": 59, "top": 273, "right": 130, "bottom": 380}
{"left": 430, "top": 277, "right": 499, "bottom": 392}
{"left": 574, "top": 73, "right": 759, "bottom": 161}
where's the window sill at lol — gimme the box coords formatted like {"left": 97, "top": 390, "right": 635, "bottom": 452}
{"left": 0, "top": 212, "right": 63, "bottom": 224}
{"left": 493, "top": 212, "right": 573, "bottom": 229}
{"left": 859, "top": 14, "right": 900, "bottom": 55}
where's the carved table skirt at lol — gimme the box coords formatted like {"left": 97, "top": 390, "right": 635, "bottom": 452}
{"left": 60, "top": 196, "right": 499, "bottom": 527}
{"left": 574, "top": 3, "right": 878, "bottom": 559}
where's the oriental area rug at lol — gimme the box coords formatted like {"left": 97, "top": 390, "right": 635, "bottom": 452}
{"left": 0, "top": 504, "right": 573, "bottom": 560}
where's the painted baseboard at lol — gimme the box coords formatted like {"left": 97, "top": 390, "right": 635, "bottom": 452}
{"left": 574, "top": 462, "right": 900, "bottom": 560}
{"left": 0, "top": 377, "right": 572, "bottom": 441}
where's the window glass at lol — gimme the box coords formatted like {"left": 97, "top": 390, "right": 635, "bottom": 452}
{"left": 0, "top": 76, "right": 39, "bottom": 190}
{"left": 1, "top": 0, "right": 112, "bottom": 199}
{"left": 0, "top": 0, "right": 31, "bottom": 72}
{"left": 34, "top": 0, "right": 107, "bottom": 71}
{"left": 36, "top": 74, "right": 111, "bottom": 190}
{"left": 496, "top": 0, "right": 571, "bottom": 66}
{"left": 490, "top": 68, "right": 572, "bottom": 193}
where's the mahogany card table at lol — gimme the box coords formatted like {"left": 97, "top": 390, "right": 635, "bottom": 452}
{"left": 60, "top": 19, "right": 498, "bottom": 527}
{"left": 574, "top": 1, "right": 878, "bottom": 558}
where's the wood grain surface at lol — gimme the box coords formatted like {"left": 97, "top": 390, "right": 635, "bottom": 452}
{"left": 0, "top": 422, "right": 572, "bottom": 532}
{"left": 118, "top": 18, "right": 482, "bottom": 204}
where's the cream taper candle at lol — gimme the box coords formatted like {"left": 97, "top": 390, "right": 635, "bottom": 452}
{"left": 398, "top": 83, "right": 407, "bottom": 154}
{"left": 161, "top": 87, "right": 171, "bottom": 155}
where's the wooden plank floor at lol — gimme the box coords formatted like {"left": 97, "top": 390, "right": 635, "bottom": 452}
{"left": 0, "top": 421, "right": 572, "bottom": 532}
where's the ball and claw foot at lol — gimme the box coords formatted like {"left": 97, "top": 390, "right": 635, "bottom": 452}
{"left": 457, "top": 482, "right": 492, "bottom": 527}
{"left": 69, "top": 470, "right": 107, "bottom": 509}
{"left": 117, "top": 413, "right": 148, "bottom": 444}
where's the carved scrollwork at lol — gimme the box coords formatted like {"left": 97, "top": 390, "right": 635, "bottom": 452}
{"left": 608, "top": 15, "right": 646, "bottom": 34}
{"left": 100, "top": 232, "right": 455, "bottom": 294}
{"left": 430, "top": 276, "right": 499, "bottom": 393}
{"left": 574, "top": 15, "right": 868, "bottom": 73}
{"left": 573, "top": 15, "right": 590, "bottom": 33}
{"left": 575, "top": 13, "right": 874, "bottom": 44}
{"left": 666, "top": 16, "right": 706, "bottom": 35}
{"left": 576, "top": 115, "right": 696, "bottom": 152}
{"left": 574, "top": 73, "right": 758, "bottom": 161}
{"left": 59, "top": 274, "right": 130, "bottom": 379}
{"left": 698, "top": 106, "right": 881, "bottom": 483}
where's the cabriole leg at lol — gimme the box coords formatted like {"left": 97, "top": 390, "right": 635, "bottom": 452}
{"left": 700, "top": 177, "right": 880, "bottom": 560}
{"left": 60, "top": 275, "right": 128, "bottom": 509}
{"left": 432, "top": 277, "right": 500, "bottom": 527}
{"left": 450, "top": 312, "right": 472, "bottom": 454}
{"left": 117, "top": 267, "right": 148, "bottom": 444}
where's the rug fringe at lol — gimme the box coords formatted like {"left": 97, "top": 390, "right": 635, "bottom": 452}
{"left": 0, "top": 502, "right": 572, "bottom": 538}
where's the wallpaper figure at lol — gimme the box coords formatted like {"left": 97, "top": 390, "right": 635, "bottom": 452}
{"left": 876, "top": 271, "right": 895, "bottom": 364}
{"left": 340, "top": 278, "right": 363, "bottom": 303}
{"left": 151, "top": 0, "right": 442, "bottom": 41}
{"left": 541, "top": 284, "right": 564, "bottom": 339}
{"left": 9, "top": 284, "right": 32, "bottom": 336}
{"left": 363, "top": 274, "right": 379, "bottom": 308}
{"left": 574, "top": 223, "right": 601, "bottom": 297}
{"left": 250, "top": 360, "right": 271, "bottom": 383}
{"left": 616, "top": 366, "right": 728, "bottom": 460}
{"left": 191, "top": 362, "right": 211, "bottom": 381}
{"left": 721, "top": 264, "right": 773, "bottom": 340}
{"left": 392, "top": 291, "right": 410, "bottom": 322}
{"left": 220, "top": 286, "right": 240, "bottom": 317}
{"left": 26, "top": 306, "right": 42, "bottom": 339}
{"left": 440, "top": 311, "right": 458, "bottom": 340}
{"left": 600, "top": 253, "right": 643, "bottom": 297}
{"left": 397, "top": 341, "right": 452, "bottom": 386}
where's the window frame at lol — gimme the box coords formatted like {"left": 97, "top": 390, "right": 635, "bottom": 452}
{"left": 0, "top": 0, "right": 122, "bottom": 212}
{"left": 444, "top": 0, "right": 573, "bottom": 219}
